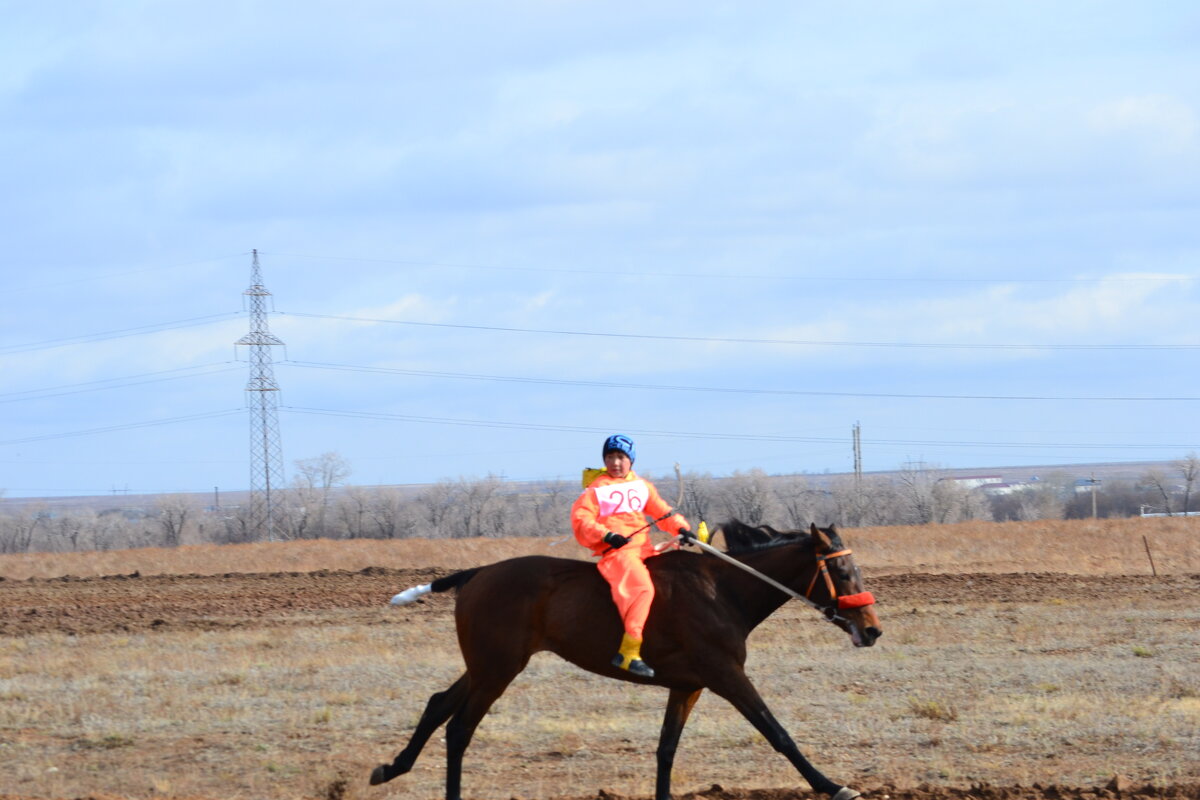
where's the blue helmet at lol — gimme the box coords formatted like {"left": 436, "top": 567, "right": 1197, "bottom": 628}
{"left": 602, "top": 434, "right": 635, "bottom": 463}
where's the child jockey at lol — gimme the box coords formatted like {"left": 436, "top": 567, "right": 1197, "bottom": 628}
{"left": 570, "top": 434, "right": 693, "bottom": 678}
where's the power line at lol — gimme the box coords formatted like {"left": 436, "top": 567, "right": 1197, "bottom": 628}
{"left": 282, "top": 406, "right": 852, "bottom": 442}
{"left": 278, "top": 311, "right": 1199, "bottom": 351}
{"left": 6, "top": 252, "right": 247, "bottom": 295}
{"left": 0, "top": 312, "right": 242, "bottom": 355}
{"left": 282, "top": 359, "right": 1200, "bottom": 401}
{"left": 282, "top": 405, "right": 1198, "bottom": 452}
{"left": 260, "top": 251, "right": 1195, "bottom": 285}
{"left": 860, "top": 437, "right": 1199, "bottom": 451}
{"left": 0, "top": 363, "right": 241, "bottom": 404}
{"left": 5, "top": 306, "right": 1194, "bottom": 361}
{"left": 0, "top": 409, "right": 244, "bottom": 446}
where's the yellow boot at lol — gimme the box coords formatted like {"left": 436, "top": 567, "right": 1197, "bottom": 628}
{"left": 611, "top": 633, "right": 655, "bottom": 678}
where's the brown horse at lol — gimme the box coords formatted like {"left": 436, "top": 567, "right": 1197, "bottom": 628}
{"left": 371, "top": 520, "right": 882, "bottom": 800}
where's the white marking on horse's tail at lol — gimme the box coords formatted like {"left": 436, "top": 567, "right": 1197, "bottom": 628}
{"left": 389, "top": 583, "right": 432, "bottom": 606}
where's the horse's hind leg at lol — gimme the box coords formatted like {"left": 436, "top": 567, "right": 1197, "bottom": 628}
{"left": 709, "top": 670, "right": 857, "bottom": 800}
{"left": 655, "top": 688, "right": 703, "bottom": 800}
{"left": 442, "top": 662, "right": 527, "bottom": 800}
{"left": 370, "top": 673, "right": 469, "bottom": 786}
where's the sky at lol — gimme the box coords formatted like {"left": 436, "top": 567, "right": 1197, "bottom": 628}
{"left": 2, "top": 1, "right": 1199, "bottom": 499}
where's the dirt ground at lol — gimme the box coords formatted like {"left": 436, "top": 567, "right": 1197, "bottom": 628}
{"left": 1, "top": 567, "right": 1199, "bottom": 639}
{"left": 2, "top": 563, "right": 1199, "bottom": 800}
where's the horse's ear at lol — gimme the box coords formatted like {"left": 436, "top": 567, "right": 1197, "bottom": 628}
{"left": 810, "top": 522, "right": 833, "bottom": 550}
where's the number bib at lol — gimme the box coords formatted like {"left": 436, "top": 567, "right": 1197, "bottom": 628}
{"left": 594, "top": 480, "right": 648, "bottom": 518}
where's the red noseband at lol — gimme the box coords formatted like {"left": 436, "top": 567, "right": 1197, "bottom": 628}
{"left": 806, "top": 549, "right": 876, "bottom": 612}
{"left": 837, "top": 591, "right": 876, "bottom": 610}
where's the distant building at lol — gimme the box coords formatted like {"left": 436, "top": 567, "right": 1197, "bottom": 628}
{"left": 942, "top": 475, "right": 1005, "bottom": 490}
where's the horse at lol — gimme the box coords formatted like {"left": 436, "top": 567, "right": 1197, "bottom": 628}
{"left": 371, "top": 520, "right": 883, "bottom": 800}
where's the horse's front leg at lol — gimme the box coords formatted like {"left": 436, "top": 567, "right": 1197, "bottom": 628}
{"left": 708, "top": 670, "right": 859, "bottom": 800}
{"left": 655, "top": 688, "right": 703, "bottom": 800}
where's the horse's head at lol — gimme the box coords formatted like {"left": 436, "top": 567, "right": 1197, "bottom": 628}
{"left": 717, "top": 519, "right": 883, "bottom": 647}
{"left": 808, "top": 523, "right": 882, "bottom": 648}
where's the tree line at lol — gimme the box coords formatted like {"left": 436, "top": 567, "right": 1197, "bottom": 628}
{"left": 2, "top": 452, "right": 1198, "bottom": 554}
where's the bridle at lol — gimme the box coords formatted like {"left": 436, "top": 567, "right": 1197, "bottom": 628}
{"left": 682, "top": 536, "right": 875, "bottom": 627}
{"left": 805, "top": 548, "right": 877, "bottom": 616}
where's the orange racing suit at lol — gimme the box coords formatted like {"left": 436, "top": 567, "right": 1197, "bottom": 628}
{"left": 571, "top": 471, "right": 690, "bottom": 640}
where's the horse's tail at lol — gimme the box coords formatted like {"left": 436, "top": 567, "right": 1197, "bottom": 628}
{"left": 432, "top": 568, "right": 482, "bottom": 593}
{"left": 389, "top": 567, "right": 483, "bottom": 606}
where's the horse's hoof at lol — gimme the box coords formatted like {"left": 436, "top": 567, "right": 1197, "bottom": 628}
{"left": 831, "top": 787, "right": 861, "bottom": 800}
{"left": 369, "top": 764, "right": 392, "bottom": 785}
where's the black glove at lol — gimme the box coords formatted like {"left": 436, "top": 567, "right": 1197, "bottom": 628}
{"left": 602, "top": 531, "right": 629, "bottom": 549}
{"left": 678, "top": 528, "right": 697, "bottom": 546}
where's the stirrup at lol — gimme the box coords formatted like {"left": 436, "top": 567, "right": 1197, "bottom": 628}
{"left": 612, "top": 652, "right": 655, "bottom": 678}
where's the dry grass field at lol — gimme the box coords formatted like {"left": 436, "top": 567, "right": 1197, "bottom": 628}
{"left": 1, "top": 517, "right": 1199, "bottom": 800}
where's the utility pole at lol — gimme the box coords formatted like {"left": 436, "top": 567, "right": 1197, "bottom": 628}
{"left": 235, "top": 250, "right": 286, "bottom": 541}
{"left": 851, "top": 421, "right": 864, "bottom": 526}
{"left": 1088, "top": 473, "right": 1101, "bottom": 519}
{"left": 852, "top": 421, "right": 863, "bottom": 489}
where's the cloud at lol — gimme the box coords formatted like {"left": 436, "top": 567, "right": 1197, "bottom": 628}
{"left": 1090, "top": 94, "right": 1199, "bottom": 156}
{"left": 859, "top": 273, "right": 1197, "bottom": 350}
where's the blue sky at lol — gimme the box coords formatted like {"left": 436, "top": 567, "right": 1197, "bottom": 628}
{"left": 2, "top": 2, "right": 1199, "bottom": 498}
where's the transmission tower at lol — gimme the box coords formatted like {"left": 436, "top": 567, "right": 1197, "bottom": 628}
{"left": 235, "top": 249, "right": 285, "bottom": 541}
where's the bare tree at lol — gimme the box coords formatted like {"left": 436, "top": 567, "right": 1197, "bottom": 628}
{"left": 773, "top": 475, "right": 825, "bottom": 528}
{"left": 336, "top": 486, "right": 374, "bottom": 539}
{"left": 287, "top": 452, "right": 353, "bottom": 539}
{"left": 717, "top": 469, "right": 780, "bottom": 525}
{"left": 1176, "top": 453, "right": 1200, "bottom": 515}
{"left": 827, "top": 475, "right": 905, "bottom": 527}
{"left": 155, "top": 495, "right": 196, "bottom": 547}
{"left": 896, "top": 463, "right": 938, "bottom": 524}
{"left": 45, "top": 511, "right": 94, "bottom": 552}
{"left": 459, "top": 475, "right": 506, "bottom": 538}
{"left": 1064, "top": 479, "right": 1148, "bottom": 519}
{"left": 827, "top": 475, "right": 866, "bottom": 528}
{"left": 930, "top": 479, "right": 993, "bottom": 523}
{"left": 1142, "top": 468, "right": 1174, "bottom": 516}
{"left": 411, "top": 480, "right": 461, "bottom": 539}
{"left": 990, "top": 484, "right": 1065, "bottom": 522}
{"left": 678, "top": 471, "right": 718, "bottom": 525}
{"left": 527, "top": 479, "right": 572, "bottom": 536}
{"left": 0, "top": 508, "right": 46, "bottom": 554}
{"left": 217, "top": 504, "right": 257, "bottom": 544}
{"left": 361, "top": 487, "right": 416, "bottom": 539}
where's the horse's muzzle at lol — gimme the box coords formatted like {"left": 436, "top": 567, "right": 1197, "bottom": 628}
{"left": 852, "top": 626, "right": 882, "bottom": 647}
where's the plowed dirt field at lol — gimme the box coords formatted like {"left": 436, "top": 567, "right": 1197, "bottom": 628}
{"left": 1, "top": 568, "right": 1197, "bottom": 637}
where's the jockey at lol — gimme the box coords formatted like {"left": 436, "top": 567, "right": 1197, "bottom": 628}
{"left": 570, "top": 434, "right": 693, "bottom": 678}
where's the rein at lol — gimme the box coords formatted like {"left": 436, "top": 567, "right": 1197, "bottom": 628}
{"left": 688, "top": 538, "right": 874, "bottom": 624}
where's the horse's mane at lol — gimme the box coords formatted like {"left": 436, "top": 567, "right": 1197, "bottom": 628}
{"left": 719, "top": 519, "right": 812, "bottom": 555}
{"left": 717, "top": 519, "right": 847, "bottom": 555}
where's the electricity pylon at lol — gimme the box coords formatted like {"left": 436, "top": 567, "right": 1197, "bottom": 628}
{"left": 235, "top": 249, "right": 285, "bottom": 541}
